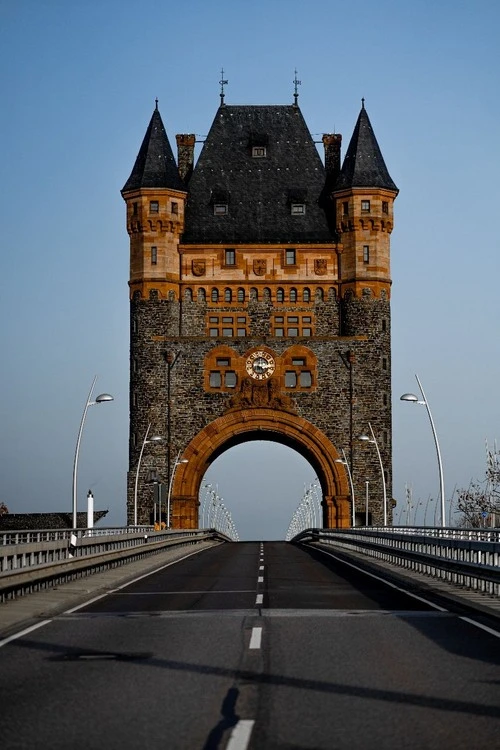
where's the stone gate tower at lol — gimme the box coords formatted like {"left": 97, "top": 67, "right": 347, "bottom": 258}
{"left": 121, "top": 95, "right": 398, "bottom": 529}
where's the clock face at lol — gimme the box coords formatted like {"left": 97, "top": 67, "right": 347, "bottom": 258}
{"left": 246, "top": 350, "right": 276, "bottom": 380}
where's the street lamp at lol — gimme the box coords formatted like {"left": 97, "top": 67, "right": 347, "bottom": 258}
{"left": 167, "top": 450, "right": 188, "bottom": 528}
{"left": 359, "top": 423, "right": 387, "bottom": 525}
{"left": 133, "top": 424, "right": 164, "bottom": 526}
{"left": 72, "top": 376, "right": 113, "bottom": 529}
{"left": 400, "top": 374, "right": 445, "bottom": 528}
{"left": 335, "top": 448, "right": 356, "bottom": 527}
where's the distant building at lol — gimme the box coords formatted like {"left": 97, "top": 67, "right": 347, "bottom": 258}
{"left": 0, "top": 511, "right": 108, "bottom": 531}
{"left": 122, "top": 91, "right": 398, "bottom": 529}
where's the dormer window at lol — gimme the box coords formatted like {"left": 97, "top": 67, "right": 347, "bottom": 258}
{"left": 361, "top": 200, "right": 370, "bottom": 213}
{"left": 291, "top": 204, "right": 305, "bottom": 215}
{"left": 214, "top": 204, "right": 228, "bottom": 215}
{"left": 149, "top": 201, "right": 159, "bottom": 213}
{"left": 211, "top": 187, "right": 230, "bottom": 216}
{"left": 252, "top": 146, "right": 266, "bottom": 158}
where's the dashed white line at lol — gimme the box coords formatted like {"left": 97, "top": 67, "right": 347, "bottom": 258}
{"left": 259, "top": 565, "right": 264, "bottom": 570}
{"left": 226, "top": 719, "right": 255, "bottom": 750}
{"left": 249, "top": 626, "right": 262, "bottom": 649}
{"left": 257, "top": 576, "right": 264, "bottom": 583}
{"left": 256, "top": 594, "right": 263, "bottom": 605}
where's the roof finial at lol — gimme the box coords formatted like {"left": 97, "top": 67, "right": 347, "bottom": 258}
{"left": 293, "top": 69, "right": 301, "bottom": 106}
{"left": 155, "top": 97, "right": 158, "bottom": 111}
{"left": 361, "top": 97, "right": 365, "bottom": 109}
{"left": 219, "top": 68, "right": 228, "bottom": 105}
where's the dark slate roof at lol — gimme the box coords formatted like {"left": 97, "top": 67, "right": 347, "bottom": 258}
{"left": 182, "top": 105, "right": 333, "bottom": 244}
{"left": 0, "top": 511, "right": 108, "bottom": 531}
{"left": 122, "top": 106, "right": 185, "bottom": 193}
{"left": 335, "top": 104, "right": 398, "bottom": 193}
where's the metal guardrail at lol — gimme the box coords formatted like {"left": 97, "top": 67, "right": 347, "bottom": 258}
{"left": 0, "top": 528, "right": 230, "bottom": 603}
{"left": 0, "top": 526, "right": 153, "bottom": 546}
{"left": 293, "top": 527, "right": 500, "bottom": 598}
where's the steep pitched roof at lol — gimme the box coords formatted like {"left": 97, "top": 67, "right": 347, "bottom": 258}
{"left": 335, "top": 104, "right": 398, "bottom": 193}
{"left": 122, "top": 106, "right": 185, "bottom": 193}
{"left": 182, "top": 105, "right": 333, "bottom": 244}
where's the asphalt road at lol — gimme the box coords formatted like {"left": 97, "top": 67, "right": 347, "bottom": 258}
{"left": 0, "top": 541, "right": 499, "bottom": 749}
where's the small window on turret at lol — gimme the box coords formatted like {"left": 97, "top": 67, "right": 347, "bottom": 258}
{"left": 171, "top": 202, "right": 178, "bottom": 214}
{"left": 151, "top": 246, "right": 158, "bottom": 265}
{"left": 291, "top": 204, "right": 305, "bottom": 215}
{"left": 342, "top": 202, "right": 348, "bottom": 216}
{"left": 363, "top": 246, "right": 370, "bottom": 264}
{"left": 361, "top": 200, "right": 370, "bottom": 213}
{"left": 150, "top": 201, "right": 159, "bottom": 213}
{"left": 382, "top": 201, "right": 389, "bottom": 214}
{"left": 214, "top": 204, "right": 228, "bottom": 215}
{"left": 133, "top": 202, "right": 138, "bottom": 215}
{"left": 252, "top": 146, "right": 266, "bottom": 158}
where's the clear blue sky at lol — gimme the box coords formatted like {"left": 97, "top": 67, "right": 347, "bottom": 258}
{"left": 1, "top": 0, "right": 499, "bottom": 538}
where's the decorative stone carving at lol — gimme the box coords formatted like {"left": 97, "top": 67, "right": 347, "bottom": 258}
{"left": 192, "top": 260, "right": 206, "bottom": 276}
{"left": 314, "top": 259, "right": 327, "bottom": 275}
{"left": 253, "top": 259, "right": 267, "bottom": 276}
{"left": 226, "top": 377, "right": 296, "bottom": 413}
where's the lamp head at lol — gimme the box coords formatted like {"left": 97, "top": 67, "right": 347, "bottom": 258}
{"left": 358, "top": 434, "right": 371, "bottom": 442}
{"left": 400, "top": 393, "right": 419, "bottom": 403}
{"left": 147, "top": 435, "right": 164, "bottom": 444}
{"left": 95, "top": 393, "right": 114, "bottom": 403}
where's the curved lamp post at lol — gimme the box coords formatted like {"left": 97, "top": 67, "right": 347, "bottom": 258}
{"left": 359, "top": 423, "right": 387, "bottom": 526}
{"left": 133, "top": 423, "right": 164, "bottom": 526}
{"left": 400, "top": 374, "right": 445, "bottom": 528}
{"left": 72, "top": 376, "right": 113, "bottom": 529}
{"left": 335, "top": 448, "right": 356, "bottom": 527}
{"left": 167, "top": 450, "right": 188, "bottom": 528}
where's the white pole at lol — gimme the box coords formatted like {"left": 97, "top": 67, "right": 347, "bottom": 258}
{"left": 415, "top": 374, "right": 446, "bottom": 528}
{"left": 86, "top": 490, "right": 94, "bottom": 531}
{"left": 133, "top": 423, "right": 151, "bottom": 527}
{"left": 368, "top": 422, "right": 387, "bottom": 525}
{"left": 72, "top": 376, "right": 97, "bottom": 529}
{"left": 365, "top": 480, "right": 369, "bottom": 526}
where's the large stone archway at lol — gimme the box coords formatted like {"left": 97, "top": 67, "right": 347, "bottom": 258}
{"left": 170, "top": 408, "right": 351, "bottom": 529}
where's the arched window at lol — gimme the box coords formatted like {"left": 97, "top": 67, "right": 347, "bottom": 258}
{"left": 224, "top": 288, "right": 232, "bottom": 303}
{"left": 250, "top": 287, "right": 258, "bottom": 300}
{"left": 184, "top": 288, "right": 193, "bottom": 301}
{"left": 315, "top": 287, "right": 324, "bottom": 302}
{"left": 290, "top": 288, "right": 297, "bottom": 303}
{"left": 263, "top": 287, "right": 271, "bottom": 301}
{"left": 276, "top": 288, "right": 284, "bottom": 303}
{"left": 303, "top": 287, "right": 311, "bottom": 302}
{"left": 237, "top": 288, "right": 245, "bottom": 303}
{"left": 328, "top": 287, "right": 336, "bottom": 301}
{"left": 198, "top": 288, "right": 206, "bottom": 302}
{"left": 211, "top": 288, "right": 219, "bottom": 303}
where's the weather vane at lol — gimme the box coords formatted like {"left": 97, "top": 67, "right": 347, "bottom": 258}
{"left": 219, "top": 68, "right": 228, "bottom": 105}
{"left": 293, "top": 69, "right": 301, "bottom": 105}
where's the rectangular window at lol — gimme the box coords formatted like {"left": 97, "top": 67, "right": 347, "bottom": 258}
{"left": 222, "top": 316, "right": 233, "bottom": 323}
{"left": 275, "top": 327, "right": 284, "bottom": 337}
{"left": 209, "top": 328, "right": 218, "bottom": 337}
{"left": 285, "top": 249, "right": 296, "bottom": 265}
{"left": 209, "top": 316, "right": 219, "bottom": 323}
{"left": 216, "top": 358, "right": 230, "bottom": 366}
{"left": 171, "top": 202, "right": 178, "bottom": 214}
{"left": 222, "top": 328, "right": 233, "bottom": 337}
{"left": 342, "top": 201, "right": 348, "bottom": 216}
{"left": 275, "top": 316, "right": 284, "bottom": 323}
{"left": 291, "top": 204, "right": 305, "bottom": 215}
{"left": 225, "top": 371, "right": 237, "bottom": 388}
{"left": 285, "top": 371, "right": 297, "bottom": 388}
{"left": 209, "top": 371, "right": 222, "bottom": 387}
{"left": 302, "top": 328, "right": 312, "bottom": 337}
{"left": 288, "top": 327, "right": 299, "bottom": 337}
{"left": 252, "top": 146, "right": 266, "bottom": 158}
{"left": 361, "top": 200, "right": 370, "bottom": 212}
{"left": 214, "top": 204, "right": 228, "bottom": 215}
{"left": 288, "top": 316, "right": 299, "bottom": 323}
{"left": 133, "top": 202, "right": 138, "bottom": 215}
{"left": 363, "top": 245, "right": 370, "bottom": 263}
{"left": 150, "top": 201, "right": 159, "bottom": 213}
{"left": 237, "top": 316, "right": 246, "bottom": 323}
{"left": 237, "top": 328, "right": 246, "bottom": 337}
{"left": 225, "top": 249, "right": 236, "bottom": 266}
{"left": 292, "top": 358, "right": 305, "bottom": 366}
{"left": 382, "top": 201, "right": 389, "bottom": 214}
{"left": 382, "top": 357, "right": 388, "bottom": 370}
{"left": 299, "top": 371, "right": 312, "bottom": 387}
{"left": 151, "top": 246, "right": 158, "bottom": 265}
{"left": 302, "top": 316, "right": 312, "bottom": 323}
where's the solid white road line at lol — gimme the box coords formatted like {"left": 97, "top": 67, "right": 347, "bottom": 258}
{"left": 249, "top": 626, "right": 262, "bottom": 649}
{"left": 0, "top": 619, "right": 53, "bottom": 649}
{"left": 460, "top": 615, "right": 500, "bottom": 638}
{"left": 226, "top": 719, "right": 255, "bottom": 750}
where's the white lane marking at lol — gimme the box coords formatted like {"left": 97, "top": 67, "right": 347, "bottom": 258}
{"left": 0, "top": 619, "right": 53, "bottom": 649}
{"left": 460, "top": 616, "right": 500, "bottom": 639}
{"left": 315, "top": 547, "right": 448, "bottom": 612}
{"left": 257, "top": 576, "right": 264, "bottom": 583}
{"left": 259, "top": 565, "right": 264, "bottom": 570}
{"left": 255, "top": 594, "right": 263, "bottom": 605}
{"left": 65, "top": 547, "right": 212, "bottom": 614}
{"left": 226, "top": 719, "right": 255, "bottom": 750}
{"left": 249, "top": 626, "right": 262, "bottom": 649}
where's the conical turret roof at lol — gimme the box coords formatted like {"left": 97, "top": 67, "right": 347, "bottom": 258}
{"left": 122, "top": 105, "right": 185, "bottom": 193}
{"left": 335, "top": 103, "right": 398, "bottom": 193}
